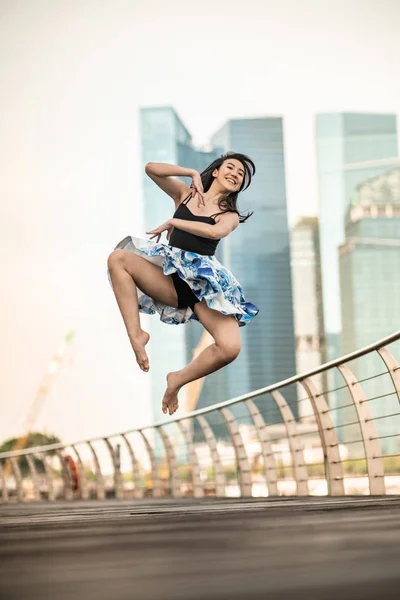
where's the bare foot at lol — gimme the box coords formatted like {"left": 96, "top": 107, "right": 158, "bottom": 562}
{"left": 162, "top": 372, "right": 181, "bottom": 415}
{"left": 129, "top": 329, "right": 150, "bottom": 372}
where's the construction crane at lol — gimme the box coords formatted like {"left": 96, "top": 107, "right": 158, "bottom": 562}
{"left": 4, "top": 332, "right": 74, "bottom": 477}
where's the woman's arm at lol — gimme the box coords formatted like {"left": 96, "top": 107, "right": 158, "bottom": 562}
{"left": 170, "top": 212, "right": 240, "bottom": 240}
{"left": 145, "top": 162, "right": 197, "bottom": 205}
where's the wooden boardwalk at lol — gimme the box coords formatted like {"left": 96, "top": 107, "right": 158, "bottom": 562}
{"left": 1, "top": 496, "right": 400, "bottom": 600}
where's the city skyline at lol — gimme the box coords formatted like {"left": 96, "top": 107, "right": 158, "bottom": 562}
{"left": 2, "top": 107, "right": 400, "bottom": 445}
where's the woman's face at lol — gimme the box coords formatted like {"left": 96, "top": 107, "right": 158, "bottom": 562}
{"left": 213, "top": 159, "right": 245, "bottom": 193}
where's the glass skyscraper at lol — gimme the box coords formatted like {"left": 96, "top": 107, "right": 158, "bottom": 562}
{"left": 140, "top": 109, "right": 297, "bottom": 422}
{"left": 339, "top": 167, "right": 400, "bottom": 451}
{"left": 140, "top": 107, "right": 220, "bottom": 423}
{"left": 290, "top": 217, "right": 327, "bottom": 421}
{"left": 316, "top": 113, "right": 398, "bottom": 364}
{"left": 211, "top": 118, "right": 297, "bottom": 418}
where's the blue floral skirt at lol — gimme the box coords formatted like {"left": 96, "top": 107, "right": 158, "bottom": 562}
{"left": 110, "top": 236, "right": 259, "bottom": 327}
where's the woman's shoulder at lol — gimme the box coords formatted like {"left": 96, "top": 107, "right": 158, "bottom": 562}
{"left": 175, "top": 187, "right": 193, "bottom": 209}
{"left": 212, "top": 209, "right": 240, "bottom": 223}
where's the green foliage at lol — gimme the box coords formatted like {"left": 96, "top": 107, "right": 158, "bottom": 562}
{"left": 382, "top": 456, "right": 400, "bottom": 474}
{"left": 178, "top": 464, "right": 191, "bottom": 482}
{"left": 0, "top": 432, "right": 62, "bottom": 476}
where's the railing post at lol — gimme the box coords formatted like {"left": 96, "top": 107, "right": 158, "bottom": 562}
{"left": 121, "top": 434, "right": 143, "bottom": 499}
{"left": 0, "top": 461, "right": 9, "bottom": 502}
{"left": 10, "top": 457, "right": 24, "bottom": 502}
{"left": 38, "top": 454, "right": 56, "bottom": 501}
{"left": 25, "top": 455, "right": 40, "bottom": 501}
{"left": 377, "top": 347, "right": 400, "bottom": 405}
{"left": 157, "top": 426, "right": 182, "bottom": 498}
{"left": 196, "top": 415, "right": 225, "bottom": 497}
{"left": 300, "top": 377, "right": 344, "bottom": 496}
{"left": 139, "top": 430, "right": 162, "bottom": 498}
{"left": 245, "top": 399, "right": 279, "bottom": 496}
{"left": 103, "top": 438, "right": 124, "bottom": 499}
{"left": 55, "top": 450, "right": 73, "bottom": 500}
{"left": 338, "top": 364, "right": 385, "bottom": 495}
{"left": 220, "top": 407, "right": 252, "bottom": 497}
{"left": 86, "top": 442, "right": 105, "bottom": 500}
{"left": 177, "top": 420, "right": 204, "bottom": 498}
{"left": 271, "top": 390, "right": 309, "bottom": 496}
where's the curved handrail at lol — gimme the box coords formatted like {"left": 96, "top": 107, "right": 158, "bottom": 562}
{"left": 1, "top": 330, "right": 400, "bottom": 461}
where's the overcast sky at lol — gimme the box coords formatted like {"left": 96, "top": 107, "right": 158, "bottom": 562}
{"left": 1, "top": 0, "right": 399, "bottom": 445}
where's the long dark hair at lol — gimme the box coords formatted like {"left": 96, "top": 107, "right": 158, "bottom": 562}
{"left": 199, "top": 151, "right": 256, "bottom": 223}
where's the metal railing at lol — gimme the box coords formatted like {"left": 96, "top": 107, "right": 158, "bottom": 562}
{"left": 1, "top": 331, "right": 400, "bottom": 502}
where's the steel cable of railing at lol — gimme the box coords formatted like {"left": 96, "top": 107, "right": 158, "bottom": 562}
{"left": 2, "top": 331, "right": 400, "bottom": 502}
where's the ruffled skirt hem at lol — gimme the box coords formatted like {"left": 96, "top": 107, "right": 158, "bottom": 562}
{"left": 109, "top": 236, "right": 259, "bottom": 327}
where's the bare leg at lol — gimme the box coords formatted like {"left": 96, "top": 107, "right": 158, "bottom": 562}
{"left": 108, "top": 249, "right": 178, "bottom": 372}
{"left": 162, "top": 301, "right": 241, "bottom": 415}
{"left": 109, "top": 262, "right": 150, "bottom": 371}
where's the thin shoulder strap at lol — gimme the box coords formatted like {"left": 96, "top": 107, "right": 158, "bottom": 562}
{"left": 209, "top": 209, "right": 239, "bottom": 219}
{"left": 182, "top": 192, "right": 192, "bottom": 205}
{"left": 209, "top": 210, "right": 226, "bottom": 219}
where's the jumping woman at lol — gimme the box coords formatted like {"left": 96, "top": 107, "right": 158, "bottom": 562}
{"left": 107, "top": 152, "right": 259, "bottom": 416}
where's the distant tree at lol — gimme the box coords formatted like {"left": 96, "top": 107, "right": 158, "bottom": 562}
{"left": 0, "top": 432, "right": 62, "bottom": 476}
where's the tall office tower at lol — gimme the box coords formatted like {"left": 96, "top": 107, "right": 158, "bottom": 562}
{"left": 290, "top": 217, "right": 327, "bottom": 421}
{"left": 316, "top": 113, "right": 398, "bottom": 364}
{"left": 339, "top": 167, "right": 400, "bottom": 451}
{"left": 175, "top": 142, "right": 228, "bottom": 413}
{"left": 140, "top": 107, "right": 221, "bottom": 423}
{"left": 211, "top": 118, "right": 298, "bottom": 419}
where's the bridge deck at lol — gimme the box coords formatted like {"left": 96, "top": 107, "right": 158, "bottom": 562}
{"left": 1, "top": 496, "right": 400, "bottom": 600}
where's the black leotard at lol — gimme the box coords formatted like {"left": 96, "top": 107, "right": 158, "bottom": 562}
{"left": 168, "top": 193, "right": 227, "bottom": 309}
{"left": 169, "top": 194, "right": 223, "bottom": 256}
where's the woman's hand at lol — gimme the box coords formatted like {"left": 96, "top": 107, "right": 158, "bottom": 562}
{"left": 146, "top": 219, "right": 174, "bottom": 243}
{"left": 190, "top": 170, "right": 205, "bottom": 208}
